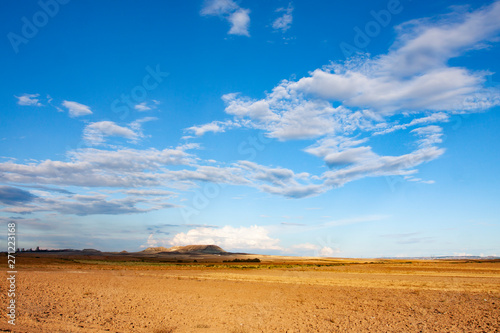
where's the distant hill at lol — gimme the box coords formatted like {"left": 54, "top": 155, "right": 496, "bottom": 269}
{"left": 141, "top": 245, "right": 226, "bottom": 254}
{"left": 141, "top": 247, "right": 170, "bottom": 253}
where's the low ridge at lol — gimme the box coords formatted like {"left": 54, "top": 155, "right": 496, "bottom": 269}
{"left": 142, "top": 245, "right": 226, "bottom": 254}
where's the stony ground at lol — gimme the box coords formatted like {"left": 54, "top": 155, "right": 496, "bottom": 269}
{"left": 1, "top": 257, "right": 499, "bottom": 332}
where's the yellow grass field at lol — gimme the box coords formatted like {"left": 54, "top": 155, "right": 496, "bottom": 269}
{"left": 1, "top": 254, "right": 499, "bottom": 332}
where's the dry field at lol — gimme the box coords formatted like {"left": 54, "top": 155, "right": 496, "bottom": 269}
{"left": 1, "top": 254, "right": 500, "bottom": 332}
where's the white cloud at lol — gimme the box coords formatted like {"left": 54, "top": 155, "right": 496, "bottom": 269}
{"left": 83, "top": 118, "right": 156, "bottom": 146}
{"left": 228, "top": 8, "right": 250, "bottom": 36}
{"left": 223, "top": 93, "right": 278, "bottom": 122}
{"left": 381, "top": 2, "right": 500, "bottom": 78}
{"left": 411, "top": 125, "right": 444, "bottom": 148}
{"left": 290, "top": 1, "right": 500, "bottom": 114}
{"left": 166, "top": 165, "right": 249, "bottom": 187}
{"left": 15, "top": 93, "right": 42, "bottom": 106}
{"left": 323, "top": 146, "right": 378, "bottom": 168}
{"left": 62, "top": 100, "right": 92, "bottom": 117}
{"left": 272, "top": 3, "right": 293, "bottom": 33}
{"left": 292, "top": 65, "right": 489, "bottom": 114}
{"left": 129, "top": 116, "right": 157, "bottom": 132}
{"left": 0, "top": 143, "right": 296, "bottom": 198}
{"left": 318, "top": 246, "right": 339, "bottom": 257}
{"left": 0, "top": 145, "right": 197, "bottom": 188}
{"left": 134, "top": 102, "right": 152, "bottom": 111}
{"left": 187, "top": 120, "right": 241, "bottom": 136}
{"left": 302, "top": 125, "right": 445, "bottom": 187}
{"left": 259, "top": 183, "right": 325, "bottom": 199}
{"left": 404, "top": 176, "right": 435, "bottom": 184}
{"left": 285, "top": 242, "right": 341, "bottom": 257}
{"left": 196, "top": 2, "right": 500, "bottom": 142}
{"left": 304, "top": 136, "right": 368, "bottom": 159}
{"left": 201, "top": 0, "right": 250, "bottom": 37}
{"left": 238, "top": 160, "right": 324, "bottom": 198}
{"left": 222, "top": 91, "right": 361, "bottom": 140}
{"left": 142, "top": 233, "right": 160, "bottom": 248}
{"left": 84, "top": 121, "right": 138, "bottom": 145}
{"left": 169, "top": 225, "right": 282, "bottom": 251}
{"left": 178, "top": 3, "right": 500, "bottom": 194}
{"left": 0, "top": 126, "right": 442, "bottom": 203}
{"left": 134, "top": 102, "right": 159, "bottom": 112}
{"left": 221, "top": 84, "right": 395, "bottom": 141}
{"left": 322, "top": 145, "right": 444, "bottom": 188}
{"left": 124, "top": 189, "right": 175, "bottom": 197}
{"left": 373, "top": 112, "right": 449, "bottom": 136}
{"left": 0, "top": 124, "right": 445, "bottom": 204}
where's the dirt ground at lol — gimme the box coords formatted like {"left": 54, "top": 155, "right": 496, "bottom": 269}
{"left": 1, "top": 255, "right": 499, "bottom": 332}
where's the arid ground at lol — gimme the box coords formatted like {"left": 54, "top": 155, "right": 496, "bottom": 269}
{"left": 1, "top": 252, "right": 499, "bottom": 332}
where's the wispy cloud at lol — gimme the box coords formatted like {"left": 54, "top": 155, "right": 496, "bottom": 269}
{"left": 134, "top": 101, "right": 159, "bottom": 112}
{"left": 0, "top": 125, "right": 444, "bottom": 203}
{"left": 124, "top": 189, "right": 175, "bottom": 197}
{"left": 411, "top": 125, "right": 444, "bottom": 148}
{"left": 201, "top": 0, "right": 251, "bottom": 37}
{"left": 83, "top": 121, "right": 139, "bottom": 145}
{"left": 83, "top": 117, "right": 156, "bottom": 146}
{"left": 134, "top": 102, "right": 151, "bottom": 111}
{"left": 187, "top": 120, "right": 241, "bottom": 136}
{"left": 373, "top": 113, "right": 450, "bottom": 136}
{"left": 238, "top": 160, "right": 323, "bottom": 198}
{"left": 320, "top": 145, "right": 444, "bottom": 188}
{"left": 272, "top": 3, "right": 293, "bottom": 33}
{"left": 62, "top": 100, "right": 93, "bottom": 117}
{"left": 15, "top": 93, "right": 42, "bottom": 106}
{"left": 0, "top": 145, "right": 197, "bottom": 188}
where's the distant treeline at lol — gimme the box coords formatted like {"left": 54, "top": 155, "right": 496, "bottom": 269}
{"left": 223, "top": 258, "right": 261, "bottom": 263}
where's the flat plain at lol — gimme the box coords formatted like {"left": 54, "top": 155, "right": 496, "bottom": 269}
{"left": 1, "top": 252, "right": 499, "bottom": 332}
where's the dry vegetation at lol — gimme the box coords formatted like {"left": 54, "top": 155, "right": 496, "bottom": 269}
{"left": 1, "top": 253, "right": 499, "bottom": 332}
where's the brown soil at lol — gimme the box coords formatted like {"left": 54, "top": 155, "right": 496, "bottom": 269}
{"left": 1, "top": 255, "right": 499, "bottom": 332}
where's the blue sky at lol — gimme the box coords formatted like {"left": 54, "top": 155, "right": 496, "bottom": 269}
{"left": 1, "top": 0, "right": 499, "bottom": 257}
